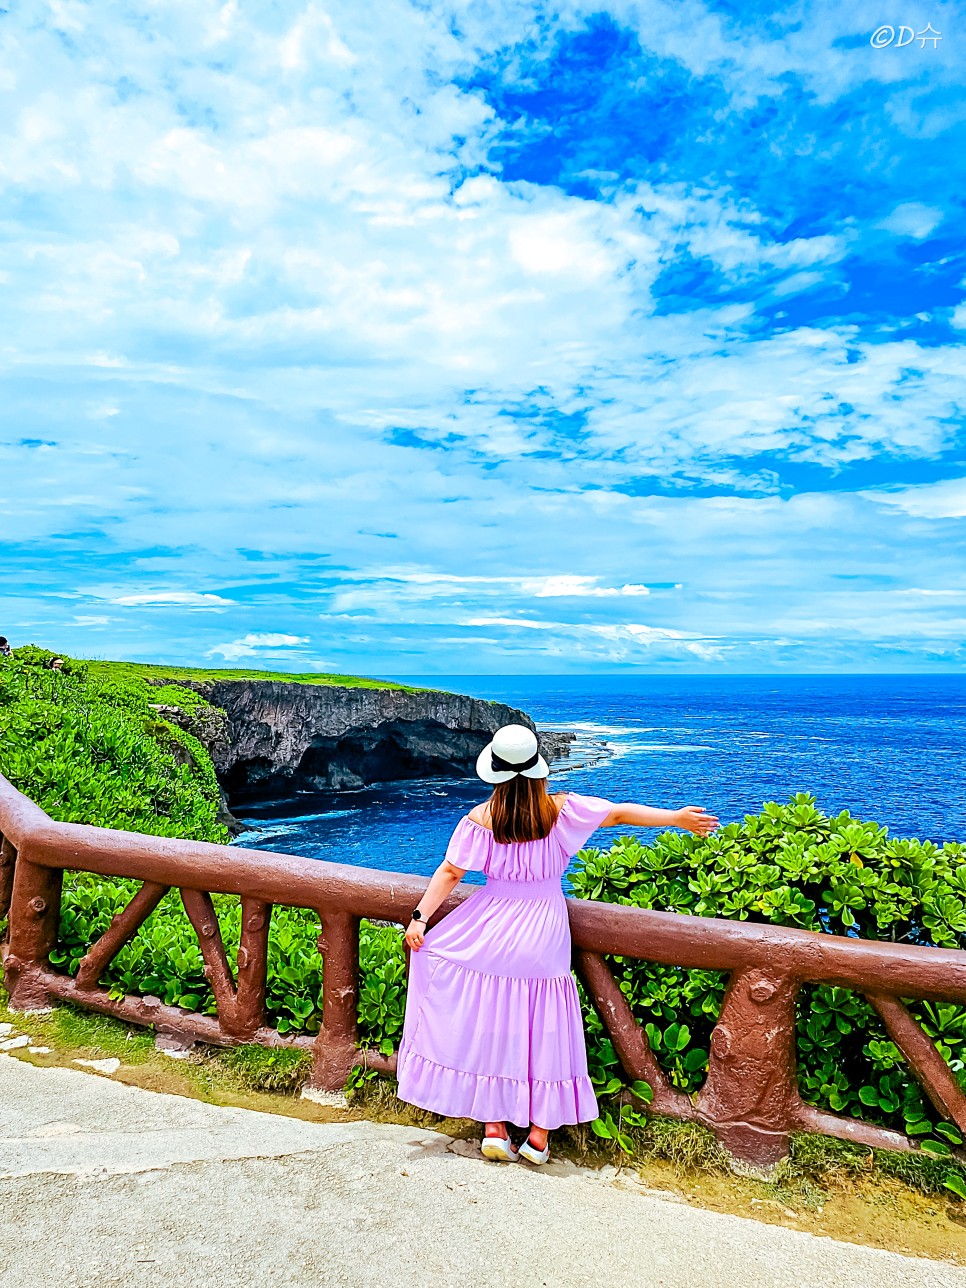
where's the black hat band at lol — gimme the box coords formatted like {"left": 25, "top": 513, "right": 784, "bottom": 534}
{"left": 490, "top": 748, "right": 540, "bottom": 774}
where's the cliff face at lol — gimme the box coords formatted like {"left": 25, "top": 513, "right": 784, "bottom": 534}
{"left": 154, "top": 680, "right": 541, "bottom": 798}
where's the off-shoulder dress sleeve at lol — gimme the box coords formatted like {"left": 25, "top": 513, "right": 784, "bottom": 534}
{"left": 444, "top": 815, "right": 491, "bottom": 872}
{"left": 554, "top": 793, "right": 613, "bottom": 856}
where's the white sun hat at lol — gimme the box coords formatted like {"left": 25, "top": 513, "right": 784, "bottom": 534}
{"left": 476, "top": 723, "right": 550, "bottom": 785}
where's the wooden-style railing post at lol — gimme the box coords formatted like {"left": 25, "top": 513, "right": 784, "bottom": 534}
{"left": 306, "top": 911, "right": 360, "bottom": 1092}
{"left": 0, "top": 836, "right": 16, "bottom": 924}
{"left": 695, "top": 967, "right": 803, "bottom": 1167}
{"left": 234, "top": 898, "right": 271, "bottom": 1039}
{"left": 4, "top": 853, "right": 63, "bottom": 1011}
{"left": 180, "top": 890, "right": 271, "bottom": 1042}
{"left": 575, "top": 949, "right": 692, "bottom": 1118}
{"left": 865, "top": 991, "right": 966, "bottom": 1133}
{"left": 75, "top": 881, "right": 169, "bottom": 990}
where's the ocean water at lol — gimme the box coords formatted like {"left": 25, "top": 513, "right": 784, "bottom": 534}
{"left": 231, "top": 674, "right": 966, "bottom": 883}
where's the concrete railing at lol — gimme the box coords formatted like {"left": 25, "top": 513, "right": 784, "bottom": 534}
{"left": 2, "top": 772, "right": 965, "bottom": 1167}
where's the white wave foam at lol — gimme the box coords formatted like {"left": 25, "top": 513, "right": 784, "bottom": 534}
{"left": 232, "top": 824, "right": 299, "bottom": 843}
{"left": 251, "top": 809, "right": 361, "bottom": 825}
{"left": 542, "top": 721, "right": 645, "bottom": 737}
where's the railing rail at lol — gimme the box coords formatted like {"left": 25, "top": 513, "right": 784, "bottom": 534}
{"left": 2, "top": 772, "right": 964, "bottom": 1168}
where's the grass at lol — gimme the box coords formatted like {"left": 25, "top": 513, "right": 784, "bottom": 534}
{"left": 0, "top": 985, "right": 315, "bottom": 1100}
{"left": 781, "top": 1130, "right": 966, "bottom": 1199}
{"left": 219, "top": 1044, "right": 313, "bottom": 1093}
{"left": 82, "top": 659, "right": 439, "bottom": 693}
{"left": 39, "top": 1005, "right": 158, "bottom": 1064}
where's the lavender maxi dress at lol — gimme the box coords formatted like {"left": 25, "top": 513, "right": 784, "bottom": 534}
{"left": 395, "top": 793, "right": 613, "bottom": 1129}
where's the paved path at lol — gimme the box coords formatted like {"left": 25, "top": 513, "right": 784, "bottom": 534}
{"left": 1, "top": 1055, "right": 964, "bottom": 1288}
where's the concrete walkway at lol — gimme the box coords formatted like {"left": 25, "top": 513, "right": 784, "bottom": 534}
{"left": 0, "top": 1055, "right": 964, "bottom": 1288}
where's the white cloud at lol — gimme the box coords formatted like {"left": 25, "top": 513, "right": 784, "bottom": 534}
{"left": 0, "top": 19, "right": 959, "bottom": 540}
{"left": 875, "top": 202, "right": 945, "bottom": 240}
{"left": 106, "top": 592, "right": 235, "bottom": 608}
{"left": 86, "top": 402, "right": 120, "bottom": 419}
{"left": 508, "top": 209, "right": 623, "bottom": 280}
{"left": 351, "top": 572, "right": 651, "bottom": 598}
{"left": 861, "top": 478, "right": 966, "bottom": 519}
{"left": 329, "top": 573, "right": 653, "bottom": 613}
{"left": 462, "top": 617, "right": 556, "bottom": 630}
{"left": 206, "top": 633, "right": 309, "bottom": 660}
{"left": 237, "top": 633, "right": 310, "bottom": 647}
{"left": 460, "top": 616, "right": 723, "bottom": 662}
{"left": 278, "top": 5, "right": 357, "bottom": 71}
{"left": 616, "top": 1, "right": 962, "bottom": 115}
{"left": 525, "top": 576, "right": 651, "bottom": 598}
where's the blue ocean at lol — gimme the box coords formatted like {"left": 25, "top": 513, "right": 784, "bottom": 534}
{"left": 232, "top": 675, "right": 965, "bottom": 883}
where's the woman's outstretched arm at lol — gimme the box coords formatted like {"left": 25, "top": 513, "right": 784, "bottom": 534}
{"left": 602, "top": 803, "right": 719, "bottom": 836}
{"left": 404, "top": 859, "right": 466, "bottom": 951}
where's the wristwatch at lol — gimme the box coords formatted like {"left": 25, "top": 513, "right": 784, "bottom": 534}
{"left": 411, "top": 908, "right": 426, "bottom": 923}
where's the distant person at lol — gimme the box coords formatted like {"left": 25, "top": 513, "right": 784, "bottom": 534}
{"left": 396, "top": 723, "right": 719, "bottom": 1165}
{"left": 45, "top": 657, "right": 64, "bottom": 671}
{"left": 0, "top": 637, "right": 11, "bottom": 658}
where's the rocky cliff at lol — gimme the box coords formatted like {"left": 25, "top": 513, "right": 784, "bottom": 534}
{"left": 150, "top": 679, "right": 565, "bottom": 800}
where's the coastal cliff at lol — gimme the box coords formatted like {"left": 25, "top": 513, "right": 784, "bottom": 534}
{"left": 150, "top": 678, "right": 565, "bottom": 797}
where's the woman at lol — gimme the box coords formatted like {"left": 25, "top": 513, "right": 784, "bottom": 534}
{"left": 396, "top": 723, "right": 719, "bottom": 1164}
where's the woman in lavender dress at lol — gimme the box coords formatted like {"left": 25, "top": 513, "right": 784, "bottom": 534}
{"left": 396, "top": 724, "right": 718, "bottom": 1164}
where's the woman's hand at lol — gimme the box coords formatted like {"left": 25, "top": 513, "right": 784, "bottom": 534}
{"left": 401, "top": 860, "right": 467, "bottom": 952}
{"left": 404, "top": 919, "right": 426, "bottom": 952}
{"left": 675, "top": 805, "right": 719, "bottom": 836}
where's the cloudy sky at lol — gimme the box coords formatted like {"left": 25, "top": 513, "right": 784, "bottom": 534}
{"left": 2, "top": 0, "right": 965, "bottom": 675}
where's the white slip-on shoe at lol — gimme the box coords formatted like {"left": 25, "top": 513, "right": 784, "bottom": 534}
{"left": 518, "top": 1138, "right": 550, "bottom": 1165}
{"left": 480, "top": 1134, "right": 519, "bottom": 1163}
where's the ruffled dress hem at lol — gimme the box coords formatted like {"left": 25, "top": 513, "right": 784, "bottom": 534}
{"left": 396, "top": 1047, "right": 599, "bottom": 1130}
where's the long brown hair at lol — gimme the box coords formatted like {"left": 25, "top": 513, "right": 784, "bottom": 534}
{"left": 488, "top": 775, "right": 561, "bottom": 844}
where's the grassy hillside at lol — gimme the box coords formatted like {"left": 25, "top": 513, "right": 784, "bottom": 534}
{"left": 82, "top": 658, "right": 431, "bottom": 692}
{"left": 0, "top": 647, "right": 229, "bottom": 840}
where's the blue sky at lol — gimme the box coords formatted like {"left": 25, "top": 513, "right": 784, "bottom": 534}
{"left": 2, "top": 0, "right": 965, "bottom": 675}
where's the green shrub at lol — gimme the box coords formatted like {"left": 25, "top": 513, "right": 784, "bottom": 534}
{"left": 569, "top": 794, "right": 966, "bottom": 1155}
{"left": 0, "top": 651, "right": 226, "bottom": 841}
{"left": 7, "top": 644, "right": 88, "bottom": 676}
{"left": 145, "top": 683, "right": 219, "bottom": 714}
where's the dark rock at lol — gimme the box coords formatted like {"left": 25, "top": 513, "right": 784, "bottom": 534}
{"left": 214, "top": 791, "right": 246, "bottom": 837}
{"left": 147, "top": 700, "right": 231, "bottom": 768}
{"left": 151, "top": 680, "right": 537, "bottom": 801}
{"left": 538, "top": 731, "right": 577, "bottom": 765}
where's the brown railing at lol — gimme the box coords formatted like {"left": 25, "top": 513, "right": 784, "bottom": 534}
{"left": 2, "top": 772, "right": 965, "bottom": 1168}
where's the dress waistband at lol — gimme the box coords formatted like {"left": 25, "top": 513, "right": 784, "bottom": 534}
{"left": 482, "top": 876, "right": 564, "bottom": 901}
